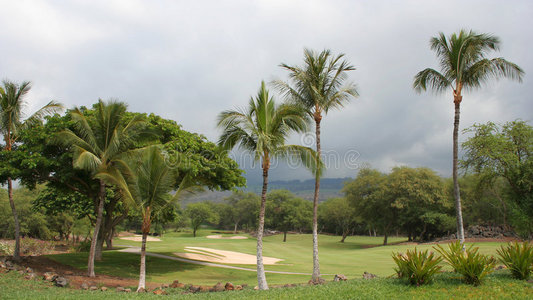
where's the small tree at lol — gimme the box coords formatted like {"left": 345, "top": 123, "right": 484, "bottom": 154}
{"left": 185, "top": 202, "right": 219, "bottom": 237}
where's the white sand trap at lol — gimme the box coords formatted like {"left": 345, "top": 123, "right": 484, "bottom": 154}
{"left": 175, "top": 247, "right": 282, "bottom": 265}
{"left": 120, "top": 234, "right": 161, "bottom": 242}
{"left": 206, "top": 234, "right": 248, "bottom": 240}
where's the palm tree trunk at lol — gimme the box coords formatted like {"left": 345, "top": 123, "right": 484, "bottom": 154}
{"left": 312, "top": 118, "right": 321, "bottom": 281}
{"left": 453, "top": 101, "right": 465, "bottom": 245}
{"left": 7, "top": 177, "right": 21, "bottom": 261}
{"left": 256, "top": 164, "right": 269, "bottom": 290}
{"left": 137, "top": 230, "right": 148, "bottom": 292}
{"left": 88, "top": 179, "right": 106, "bottom": 277}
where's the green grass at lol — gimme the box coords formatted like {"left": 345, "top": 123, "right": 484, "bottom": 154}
{"left": 44, "top": 230, "right": 512, "bottom": 287}
{"left": 0, "top": 268, "right": 531, "bottom": 299}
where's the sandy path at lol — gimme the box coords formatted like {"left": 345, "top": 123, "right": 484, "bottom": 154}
{"left": 118, "top": 246, "right": 325, "bottom": 275}
{"left": 119, "top": 234, "right": 161, "bottom": 242}
{"left": 206, "top": 235, "right": 248, "bottom": 239}
{"left": 175, "top": 247, "right": 282, "bottom": 265}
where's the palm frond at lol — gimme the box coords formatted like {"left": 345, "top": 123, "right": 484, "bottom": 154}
{"left": 413, "top": 68, "right": 450, "bottom": 93}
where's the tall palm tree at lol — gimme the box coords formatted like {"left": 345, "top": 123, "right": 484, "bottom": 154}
{"left": 217, "top": 81, "right": 318, "bottom": 290}
{"left": 57, "top": 100, "right": 146, "bottom": 277}
{"left": 0, "top": 80, "right": 62, "bottom": 261}
{"left": 413, "top": 29, "right": 524, "bottom": 244}
{"left": 127, "top": 145, "right": 197, "bottom": 292}
{"left": 274, "top": 49, "right": 358, "bottom": 281}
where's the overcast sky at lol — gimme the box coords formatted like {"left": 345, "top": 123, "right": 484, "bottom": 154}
{"left": 1, "top": 0, "right": 531, "bottom": 182}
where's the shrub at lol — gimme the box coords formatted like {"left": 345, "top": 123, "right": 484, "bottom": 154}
{"left": 392, "top": 248, "right": 443, "bottom": 286}
{"left": 74, "top": 240, "right": 91, "bottom": 253}
{"left": 0, "top": 241, "right": 13, "bottom": 256}
{"left": 496, "top": 241, "right": 533, "bottom": 280}
{"left": 435, "top": 241, "right": 496, "bottom": 286}
{"left": 20, "top": 238, "right": 55, "bottom": 256}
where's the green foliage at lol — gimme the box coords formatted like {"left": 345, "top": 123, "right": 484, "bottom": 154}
{"left": 185, "top": 202, "right": 219, "bottom": 237}
{"left": 318, "top": 197, "right": 359, "bottom": 241}
{"left": 217, "top": 191, "right": 260, "bottom": 231}
{"left": 435, "top": 241, "right": 496, "bottom": 285}
{"left": 0, "top": 241, "right": 13, "bottom": 255}
{"left": 75, "top": 240, "right": 92, "bottom": 253}
{"left": 497, "top": 242, "right": 533, "bottom": 280}
{"left": 392, "top": 248, "right": 442, "bottom": 286}
{"left": 462, "top": 120, "right": 533, "bottom": 237}
{"left": 266, "top": 190, "right": 312, "bottom": 237}
{"left": 19, "top": 238, "right": 55, "bottom": 256}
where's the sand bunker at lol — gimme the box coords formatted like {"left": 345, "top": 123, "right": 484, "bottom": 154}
{"left": 175, "top": 247, "right": 282, "bottom": 265}
{"left": 120, "top": 234, "right": 161, "bottom": 242}
{"left": 206, "top": 235, "right": 248, "bottom": 240}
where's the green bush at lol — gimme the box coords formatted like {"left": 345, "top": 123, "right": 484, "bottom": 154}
{"left": 392, "top": 248, "right": 443, "bottom": 286}
{"left": 435, "top": 241, "right": 496, "bottom": 286}
{"left": 74, "top": 240, "right": 91, "bottom": 253}
{"left": 20, "top": 238, "right": 55, "bottom": 256}
{"left": 496, "top": 241, "right": 533, "bottom": 280}
{"left": 0, "top": 241, "right": 13, "bottom": 255}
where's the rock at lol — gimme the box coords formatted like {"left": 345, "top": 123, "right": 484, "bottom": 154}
{"left": 160, "top": 284, "right": 169, "bottom": 289}
{"left": 24, "top": 273, "right": 36, "bottom": 280}
{"left": 496, "top": 265, "right": 507, "bottom": 270}
{"left": 25, "top": 267, "right": 33, "bottom": 273}
{"left": 64, "top": 270, "right": 73, "bottom": 275}
{"left": 363, "top": 272, "right": 377, "bottom": 280}
{"left": 308, "top": 277, "right": 326, "bottom": 285}
{"left": 212, "top": 282, "right": 224, "bottom": 292}
{"left": 54, "top": 276, "right": 68, "bottom": 287}
{"left": 18, "top": 270, "right": 24, "bottom": 275}
{"left": 170, "top": 280, "right": 181, "bottom": 288}
{"left": 241, "top": 283, "right": 248, "bottom": 288}
{"left": 235, "top": 285, "right": 243, "bottom": 290}
{"left": 254, "top": 286, "right": 259, "bottom": 290}
{"left": 81, "top": 282, "right": 89, "bottom": 290}
{"left": 116, "top": 287, "right": 125, "bottom": 292}
{"left": 189, "top": 285, "right": 200, "bottom": 293}
{"left": 0, "top": 261, "right": 6, "bottom": 269}
{"left": 199, "top": 286, "right": 210, "bottom": 292}
{"left": 333, "top": 274, "right": 347, "bottom": 282}
{"left": 124, "top": 288, "right": 132, "bottom": 293}
{"left": 153, "top": 289, "right": 168, "bottom": 295}
{"left": 137, "top": 288, "right": 146, "bottom": 293}
{"left": 89, "top": 286, "right": 98, "bottom": 291}
{"left": 43, "top": 272, "right": 58, "bottom": 282}
{"left": 101, "top": 287, "right": 108, "bottom": 292}
{"left": 225, "top": 282, "right": 234, "bottom": 291}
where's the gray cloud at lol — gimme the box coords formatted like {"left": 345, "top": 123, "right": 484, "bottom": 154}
{"left": 1, "top": 0, "right": 531, "bottom": 182}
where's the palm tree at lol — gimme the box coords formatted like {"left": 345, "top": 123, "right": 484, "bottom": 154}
{"left": 127, "top": 145, "right": 197, "bottom": 292}
{"left": 413, "top": 29, "right": 523, "bottom": 244}
{"left": 0, "top": 80, "right": 62, "bottom": 261}
{"left": 274, "top": 49, "right": 358, "bottom": 281}
{"left": 217, "top": 81, "right": 318, "bottom": 290}
{"left": 57, "top": 100, "right": 146, "bottom": 277}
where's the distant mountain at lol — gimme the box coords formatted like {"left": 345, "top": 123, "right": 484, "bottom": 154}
{"left": 181, "top": 177, "right": 352, "bottom": 206}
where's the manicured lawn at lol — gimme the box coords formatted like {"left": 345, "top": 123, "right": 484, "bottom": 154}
{"left": 45, "top": 231, "right": 510, "bottom": 286}
{"left": 0, "top": 268, "right": 531, "bottom": 299}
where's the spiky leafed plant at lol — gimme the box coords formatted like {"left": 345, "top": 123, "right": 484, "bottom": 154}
{"left": 57, "top": 100, "right": 145, "bottom": 277}
{"left": 217, "top": 81, "right": 319, "bottom": 290}
{"left": 413, "top": 30, "right": 524, "bottom": 245}
{"left": 0, "top": 80, "right": 62, "bottom": 261}
{"left": 127, "top": 145, "right": 197, "bottom": 292}
{"left": 274, "top": 49, "right": 358, "bottom": 281}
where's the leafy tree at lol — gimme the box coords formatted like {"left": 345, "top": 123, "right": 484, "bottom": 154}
{"left": 0, "top": 80, "right": 62, "bottom": 260}
{"left": 266, "top": 190, "right": 312, "bottom": 242}
{"left": 387, "top": 167, "right": 453, "bottom": 241}
{"left": 462, "top": 120, "right": 533, "bottom": 237}
{"left": 344, "top": 168, "right": 394, "bottom": 245}
{"left": 185, "top": 202, "right": 219, "bottom": 237}
{"left": 56, "top": 99, "right": 146, "bottom": 277}
{"left": 275, "top": 49, "right": 358, "bottom": 281}
{"left": 126, "top": 145, "right": 196, "bottom": 292}
{"left": 318, "top": 197, "right": 359, "bottom": 242}
{"left": 222, "top": 191, "right": 260, "bottom": 233}
{"left": 413, "top": 30, "right": 524, "bottom": 244}
{"left": 217, "top": 81, "right": 317, "bottom": 290}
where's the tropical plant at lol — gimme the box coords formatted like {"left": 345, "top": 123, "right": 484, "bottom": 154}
{"left": 275, "top": 48, "right": 358, "bottom": 281}
{"left": 435, "top": 241, "right": 496, "bottom": 285}
{"left": 392, "top": 248, "right": 443, "bottom": 286}
{"left": 127, "top": 145, "right": 197, "bottom": 291}
{"left": 185, "top": 202, "right": 219, "bottom": 238}
{"left": 413, "top": 30, "right": 524, "bottom": 244}
{"left": 0, "top": 80, "right": 62, "bottom": 260}
{"left": 56, "top": 99, "right": 146, "bottom": 277}
{"left": 497, "top": 242, "right": 533, "bottom": 280}
{"left": 217, "top": 81, "right": 318, "bottom": 290}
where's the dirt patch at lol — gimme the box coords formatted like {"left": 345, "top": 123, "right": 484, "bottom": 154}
{"left": 206, "top": 235, "right": 248, "bottom": 240}
{"left": 119, "top": 235, "right": 161, "bottom": 242}
{"left": 175, "top": 247, "right": 282, "bottom": 265}
{"left": 9, "top": 255, "right": 161, "bottom": 289}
